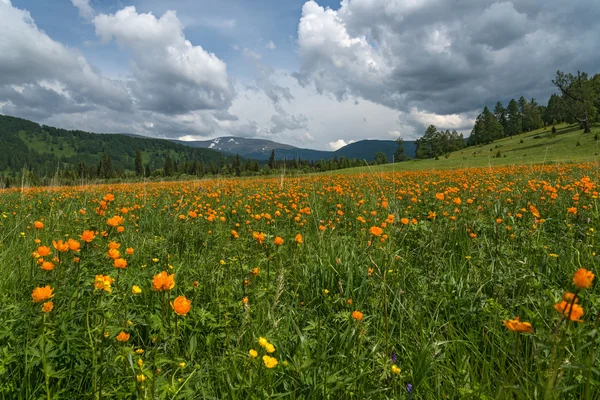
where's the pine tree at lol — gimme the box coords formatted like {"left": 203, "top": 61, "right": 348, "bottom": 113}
{"left": 163, "top": 153, "right": 174, "bottom": 177}
{"left": 233, "top": 154, "right": 241, "bottom": 177}
{"left": 268, "top": 150, "right": 276, "bottom": 170}
{"left": 506, "top": 99, "right": 522, "bottom": 136}
{"left": 135, "top": 149, "right": 144, "bottom": 176}
{"left": 394, "top": 137, "right": 407, "bottom": 162}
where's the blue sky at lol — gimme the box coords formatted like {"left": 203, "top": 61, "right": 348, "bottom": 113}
{"left": 2, "top": 0, "right": 599, "bottom": 150}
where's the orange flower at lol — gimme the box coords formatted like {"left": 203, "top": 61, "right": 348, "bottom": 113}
{"left": 352, "top": 310, "right": 364, "bottom": 321}
{"left": 273, "top": 236, "right": 284, "bottom": 246}
{"left": 126, "top": 247, "right": 134, "bottom": 255}
{"left": 231, "top": 230, "right": 239, "bottom": 239}
{"left": 94, "top": 275, "right": 114, "bottom": 292}
{"left": 567, "top": 207, "right": 577, "bottom": 215}
{"left": 563, "top": 292, "right": 579, "bottom": 303}
{"left": 369, "top": 226, "right": 383, "bottom": 237}
{"left": 104, "top": 193, "right": 115, "bottom": 202}
{"left": 242, "top": 296, "right": 249, "bottom": 305}
{"left": 435, "top": 193, "right": 445, "bottom": 201}
{"left": 67, "top": 239, "right": 81, "bottom": 252}
{"left": 52, "top": 240, "right": 69, "bottom": 252}
{"left": 41, "top": 261, "right": 55, "bottom": 271}
{"left": 117, "top": 226, "right": 125, "bottom": 233}
{"left": 34, "top": 221, "right": 44, "bottom": 229}
{"left": 573, "top": 268, "right": 594, "bottom": 289}
{"left": 252, "top": 267, "right": 260, "bottom": 276}
{"left": 108, "top": 241, "right": 121, "bottom": 249}
{"left": 554, "top": 301, "right": 584, "bottom": 322}
{"left": 107, "top": 248, "right": 121, "bottom": 259}
{"left": 42, "top": 301, "right": 54, "bottom": 313}
{"left": 294, "top": 234, "right": 303, "bottom": 244}
{"left": 502, "top": 317, "right": 533, "bottom": 333}
{"left": 32, "top": 285, "right": 54, "bottom": 303}
{"left": 113, "top": 258, "right": 128, "bottom": 269}
{"left": 37, "top": 246, "right": 52, "bottom": 257}
{"left": 81, "top": 230, "right": 96, "bottom": 243}
{"left": 152, "top": 271, "right": 175, "bottom": 291}
{"left": 253, "top": 231, "right": 265, "bottom": 245}
{"left": 107, "top": 215, "right": 125, "bottom": 227}
{"left": 116, "top": 331, "right": 130, "bottom": 342}
{"left": 171, "top": 295, "right": 191, "bottom": 316}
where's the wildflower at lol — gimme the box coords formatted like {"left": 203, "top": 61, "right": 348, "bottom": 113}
{"left": 136, "top": 375, "right": 146, "bottom": 383}
{"left": 41, "top": 261, "right": 55, "bottom": 271}
{"left": 37, "top": 246, "right": 51, "bottom": 257}
{"left": 81, "top": 230, "right": 96, "bottom": 242}
{"left": 152, "top": 271, "right": 175, "bottom": 291}
{"left": 352, "top": 310, "right": 364, "bottom": 321}
{"left": 171, "top": 295, "right": 191, "bottom": 316}
{"left": 262, "top": 355, "right": 278, "bottom": 368}
{"left": 253, "top": 231, "right": 265, "bottom": 245}
{"left": 107, "top": 248, "right": 121, "bottom": 259}
{"left": 108, "top": 241, "right": 121, "bottom": 249}
{"left": 295, "top": 234, "right": 303, "bottom": 244}
{"left": 369, "top": 226, "right": 383, "bottom": 237}
{"left": 391, "top": 365, "right": 401, "bottom": 374}
{"left": 573, "top": 268, "right": 594, "bottom": 289}
{"left": 231, "top": 230, "right": 239, "bottom": 239}
{"left": 249, "top": 349, "right": 258, "bottom": 358}
{"left": 132, "top": 285, "right": 142, "bottom": 294}
{"left": 42, "top": 301, "right": 54, "bottom": 313}
{"left": 107, "top": 215, "right": 125, "bottom": 227}
{"left": 273, "top": 236, "right": 284, "bottom": 246}
{"left": 502, "top": 317, "right": 533, "bottom": 333}
{"left": 258, "top": 337, "right": 269, "bottom": 348}
{"left": 94, "top": 275, "right": 114, "bottom": 293}
{"left": 32, "top": 285, "right": 54, "bottom": 302}
{"left": 116, "top": 331, "right": 130, "bottom": 342}
{"left": 265, "top": 343, "right": 275, "bottom": 353}
{"left": 126, "top": 247, "right": 134, "bottom": 255}
{"left": 52, "top": 240, "right": 69, "bottom": 252}
{"left": 563, "top": 292, "right": 579, "bottom": 303}
{"left": 113, "top": 258, "right": 128, "bottom": 269}
{"left": 554, "top": 301, "right": 584, "bottom": 322}
{"left": 179, "top": 362, "right": 186, "bottom": 368}
{"left": 252, "top": 267, "right": 260, "bottom": 276}
{"left": 34, "top": 221, "right": 44, "bottom": 229}
{"left": 347, "top": 298, "right": 353, "bottom": 305}
{"left": 435, "top": 192, "right": 445, "bottom": 201}
{"left": 135, "top": 348, "right": 144, "bottom": 354}
{"left": 242, "top": 297, "right": 249, "bottom": 305}
{"left": 67, "top": 239, "right": 81, "bottom": 252}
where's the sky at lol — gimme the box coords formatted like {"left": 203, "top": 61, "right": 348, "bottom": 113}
{"left": 1, "top": 0, "right": 599, "bottom": 151}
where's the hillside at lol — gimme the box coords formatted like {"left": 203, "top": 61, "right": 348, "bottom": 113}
{"left": 175, "top": 136, "right": 416, "bottom": 161}
{"left": 0, "top": 114, "right": 233, "bottom": 177}
{"left": 335, "top": 123, "right": 600, "bottom": 174}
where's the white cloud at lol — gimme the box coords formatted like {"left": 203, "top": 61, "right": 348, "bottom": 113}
{"left": 266, "top": 40, "right": 276, "bottom": 50}
{"left": 242, "top": 48, "right": 262, "bottom": 60}
{"left": 327, "top": 139, "right": 355, "bottom": 151}
{"left": 407, "top": 108, "right": 476, "bottom": 131}
{"left": 71, "top": 0, "right": 94, "bottom": 20}
{"left": 93, "top": 6, "right": 233, "bottom": 114}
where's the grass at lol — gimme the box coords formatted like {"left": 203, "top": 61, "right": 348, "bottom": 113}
{"left": 1, "top": 161, "right": 600, "bottom": 398}
{"left": 336, "top": 123, "right": 600, "bottom": 174}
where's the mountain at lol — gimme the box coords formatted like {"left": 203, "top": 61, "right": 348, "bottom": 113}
{"left": 175, "top": 137, "right": 416, "bottom": 162}
{"left": 0, "top": 114, "right": 233, "bottom": 177}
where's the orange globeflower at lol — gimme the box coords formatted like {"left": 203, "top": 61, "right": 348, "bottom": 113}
{"left": 113, "top": 258, "right": 128, "bottom": 269}
{"left": 352, "top": 310, "right": 364, "bottom": 321}
{"left": 94, "top": 275, "right": 114, "bottom": 292}
{"left": 294, "top": 234, "right": 303, "bottom": 244}
{"left": 369, "top": 226, "right": 383, "bottom": 237}
{"left": 253, "top": 232, "right": 265, "bottom": 245}
{"left": 274, "top": 236, "right": 284, "bottom": 246}
{"left": 171, "top": 295, "right": 191, "bottom": 316}
{"left": 573, "top": 268, "right": 594, "bottom": 289}
{"left": 554, "top": 301, "right": 584, "bottom": 322}
{"left": 104, "top": 194, "right": 115, "bottom": 202}
{"left": 41, "top": 261, "right": 55, "bottom": 271}
{"left": 34, "top": 221, "right": 44, "bottom": 229}
{"left": 37, "top": 246, "right": 52, "bottom": 257}
{"left": 108, "top": 241, "right": 121, "bottom": 249}
{"left": 107, "top": 215, "right": 125, "bottom": 227}
{"left": 81, "top": 230, "right": 96, "bottom": 243}
{"left": 42, "top": 301, "right": 54, "bottom": 313}
{"left": 116, "top": 331, "right": 130, "bottom": 342}
{"left": 231, "top": 230, "right": 239, "bottom": 239}
{"left": 502, "top": 317, "right": 533, "bottom": 333}
{"left": 126, "top": 247, "right": 134, "bottom": 255}
{"left": 52, "top": 240, "right": 69, "bottom": 252}
{"left": 67, "top": 239, "right": 81, "bottom": 252}
{"left": 107, "top": 248, "right": 121, "bottom": 259}
{"left": 32, "top": 285, "right": 54, "bottom": 302}
{"left": 435, "top": 193, "right": 445, "bottom": 201}
{"left": 152, "top": 271, "right": 175, "bottom": 291}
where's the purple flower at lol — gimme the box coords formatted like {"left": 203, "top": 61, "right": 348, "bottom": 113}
{"left": 391, "top": 350, "right": 397, "bottom": 363}
{"left": 406, "top": 383, "right": 413, "bottom": 393}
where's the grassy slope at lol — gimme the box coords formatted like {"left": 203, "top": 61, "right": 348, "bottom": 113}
{"left": 336, "top": 123, "right": 600, "bottom": 174}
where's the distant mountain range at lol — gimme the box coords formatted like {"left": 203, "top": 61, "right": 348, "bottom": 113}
{"left": 173, "top": 137, "right": 416, "bottom": 162}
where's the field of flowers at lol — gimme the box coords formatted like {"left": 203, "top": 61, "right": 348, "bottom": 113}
{"left": 1, "top": 163, "right": 600, "bottom": 399}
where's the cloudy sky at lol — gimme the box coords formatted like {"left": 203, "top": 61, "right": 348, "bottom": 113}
{"left": 1, "top": 0, "right": 598, "bottom": 150}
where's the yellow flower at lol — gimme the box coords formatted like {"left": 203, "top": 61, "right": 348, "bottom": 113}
{"left": 249, "top": 349, "right": 258, "bottom": 358}
{"left": 391, "top": 365, "right": 401, "bottom": 374}
{"left": 136, "top": 374, "right": 146, "bottom": 383}
{"left": 135, "top": 348, "right": 144, "bottom": 354}
{"left": 262, "top": 355, "right": 278, "bottom": 368}
{"left": 132, "top": 285, "right": 142, "bottom": 294}
{"left": 258, "top": 337, "right": 269, "bottom": 348}
{"left": 265, "top": 343, "right": 275, "bottom": 353}
{"left": 179, "top": 362, "right": 186, "bottom": 368}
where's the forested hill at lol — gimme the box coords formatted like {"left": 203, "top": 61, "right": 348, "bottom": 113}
{"left": 0, "top": 114, "right": 232, "bottom": 178}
